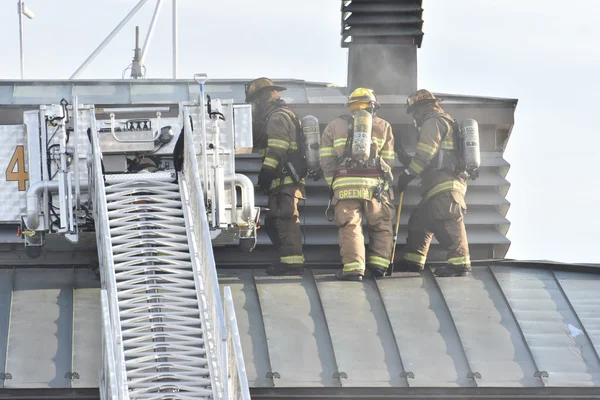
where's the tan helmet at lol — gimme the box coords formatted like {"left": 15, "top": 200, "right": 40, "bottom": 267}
{"left": 406, "top": 89, "right": 439, "bottom": 114}
{"left": 245, "top": 77, "right": 287, "bottom": 103}
{"left": 346, "top": 87, "right": 381, "bottom": 112}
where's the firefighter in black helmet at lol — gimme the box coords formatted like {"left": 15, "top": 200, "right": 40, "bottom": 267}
{"left": 396, "top": 89, "right": 471, "bottom": 277}
{"left": 245, "top": 77, "right": 305, "bottom": 276}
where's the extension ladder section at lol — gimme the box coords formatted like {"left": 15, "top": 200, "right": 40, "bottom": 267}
{"left": 104, "top": 172, "right": 215, "bottom": 399}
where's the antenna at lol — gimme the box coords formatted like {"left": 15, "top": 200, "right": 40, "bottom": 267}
{"left": 69, "top": 0, "right": 177, "bottom": 80}
{"left": 130, "top": 26, "right": 144, "bottom": 79}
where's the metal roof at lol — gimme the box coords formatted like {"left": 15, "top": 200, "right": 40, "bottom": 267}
{"left": 0, "top": 262, "right": 599, "bottom": 393}
{"left": 220, "top": 262, "right": 600, "bottom": 388}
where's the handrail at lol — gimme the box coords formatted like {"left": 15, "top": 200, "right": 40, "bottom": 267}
{"left": 181, "top": 102, "right": 251, "bottom": 399}
{"left": 224, "top": 286, "right": 251, "bottom": 399}
{"left": 89, "top": 113, "right": 129, "bottom": 399}
{"left": 100, "top": 290, "right": 118, "bottom": 397}
{"left": 182, "top": 106, "right": 228, "bottom": 398}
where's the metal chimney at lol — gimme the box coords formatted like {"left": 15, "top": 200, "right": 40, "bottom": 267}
{"left": 342, "top": 0, "right": 424, "bottom": 96}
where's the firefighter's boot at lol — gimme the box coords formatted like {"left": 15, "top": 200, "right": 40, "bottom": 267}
{"left": 335, "top": 271, "right": 363, "bottom": 282}
{"left": 366, "top": 264, "right": 387, "bottom": 278}
{"left": 266, "top": 262, "right": 304, "bottom": 276}
{"left": 394, "top": 260, "right": 424, "bottom": 273}
{"left": 434, "top": 264, "right": 471, "bottom": 277}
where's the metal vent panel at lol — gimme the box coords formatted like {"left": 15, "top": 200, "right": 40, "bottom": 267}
{"left": 341, "top": 0, "right": 424, "bottom": 47}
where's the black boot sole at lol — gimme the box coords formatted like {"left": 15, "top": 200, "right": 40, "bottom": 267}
{"left": 335, "top": 272, "right": 363, "bottom": 282}
{"left": 366, "top": 266, "right": 387, "bottom": 278}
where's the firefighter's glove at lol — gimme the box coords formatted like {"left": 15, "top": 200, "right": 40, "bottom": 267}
{"left": 310, "top": 168, "right": 323, "bottom": 182}
{"left": 396, "top": 148, "right": 412, "bottom": 167}
{"left": 396, "top": 168, "right": 415, "bottom": 193}
{"left": 257, "top": 167, "right": 276, "bottom": 194}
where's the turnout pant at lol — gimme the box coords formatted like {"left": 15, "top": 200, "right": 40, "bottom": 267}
{"left": 402, "top": 191, "right": 470, "bottom": 268}
{"left": 265, "top": 192, "right": 304, "bottom": 265}
{"left": 333, "top": 198, "right": 395, "bottom": 276}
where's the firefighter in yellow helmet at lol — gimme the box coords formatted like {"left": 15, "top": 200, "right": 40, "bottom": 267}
{"left": 320, "top": 88, "right": 396, "bottom": 281}
{"left": 396, "top": 89, "right": 471, "bottom": 277}
{"left": 245, "top": 77, "right": 305, "bottom": 276}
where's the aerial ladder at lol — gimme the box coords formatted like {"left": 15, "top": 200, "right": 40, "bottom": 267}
{"left": 18, "top": 81, "right": 256, "bottom": 399}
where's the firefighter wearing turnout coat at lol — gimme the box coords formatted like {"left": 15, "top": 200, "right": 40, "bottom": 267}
{"left": 320, "top": 88, "right": 396, "bottom": 281}
{"left": 396, "top": 89, "right": 471, "bottom": 277}
{"left": 246, "top": 77, "right": 306, "bottom": 276}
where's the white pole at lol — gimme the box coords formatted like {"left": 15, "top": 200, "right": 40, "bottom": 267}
{"left": 141, "top": 0, "right": 163, "bottom": 64}
{"left": 69, "top": 0, "right": 150, "bottom": 79}
{"left": 173, "top": 0, "right": 178, "bottom": 79}
{"left": 17, "top": 0, "right": 24, "bottom": 79}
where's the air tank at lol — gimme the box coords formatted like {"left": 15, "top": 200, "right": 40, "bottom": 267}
{"left": 301, "top": 115, "right": 321, "bottom": 172}
{"left": 459, "top": 118, "right": 481, "bottom": 175}
{"left": 351, "top": 109, "right": 372, "bottom": 162}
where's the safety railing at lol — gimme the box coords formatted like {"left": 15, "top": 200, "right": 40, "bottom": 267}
{"left": 181, "top": 104, "right": 250, "bottom": 399}
{"left": 89, "top": 111, "right": 129, "bottom": 399}
{"left": 100, "top": 290, "right": 118, "bottom": 399}
{"left": 224, "top": 287, "right": 251, "bottom": 400}
{"left": 182, "top": 106, "right": 227, "bottom": 397}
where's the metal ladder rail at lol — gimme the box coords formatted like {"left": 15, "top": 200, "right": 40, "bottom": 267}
{"left": 180, "top": 107, "right": 226, "bottom": 397}
{"left": 181, "top": 104, "right": 251, "bottom": 399}
{"left": 89, "top": 113, "right": 129, "bottom": 399}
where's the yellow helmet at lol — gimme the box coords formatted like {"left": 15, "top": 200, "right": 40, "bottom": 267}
{"left": 346, "top": 87, "right": 380, "bottom": 112}
{"left": 406, "top": 89, "right": 439, "bottom": 114}
{"left": 245, "top": 77, "right": 287, "bottom": 103}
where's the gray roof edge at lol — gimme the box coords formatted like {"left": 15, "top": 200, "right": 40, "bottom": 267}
{"left": 473, "top": 258, "right": 600, "bottom": 272}
{"left": 434, "top": 91, "right": 519, "bottom": 105}
{"left": 0, "top": 258, "right": 597, "bottom": 272}
{"left": 0, "top": 79, "right": 517, "bottom": 104}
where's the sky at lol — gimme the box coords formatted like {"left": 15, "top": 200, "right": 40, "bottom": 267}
{"left": 0, "top": 0, "right": 599, "bottom": 263}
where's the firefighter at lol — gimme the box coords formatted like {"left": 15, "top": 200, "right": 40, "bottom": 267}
{"left": 320, "top": 88, "right": 396, "bottom": 281}
{"left": 245, "top": 77, "right": 305, "bottom": 276}
{"left": 396, "top": 89, "right": 471, "bottom": 277}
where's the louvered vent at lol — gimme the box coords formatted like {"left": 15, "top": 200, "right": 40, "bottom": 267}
{"left": 341, "top": 0, "right": 424, "bottom": 48}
